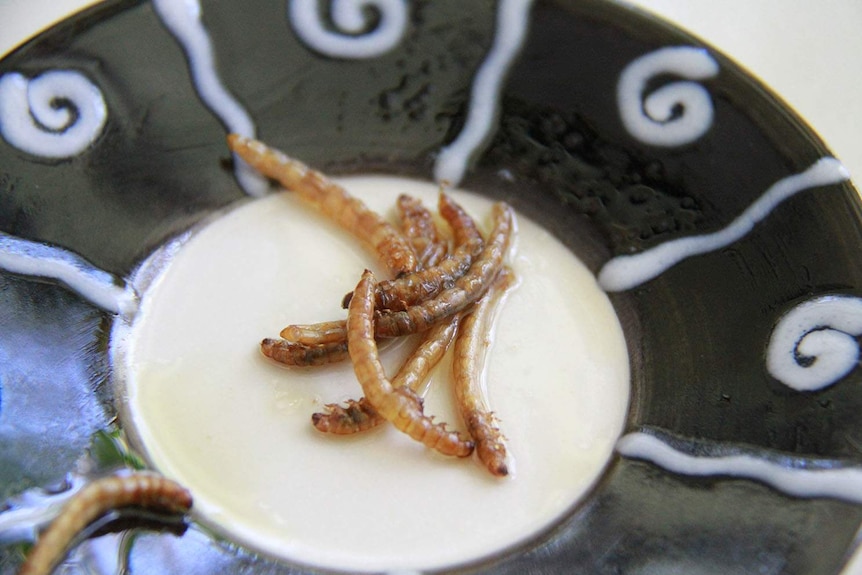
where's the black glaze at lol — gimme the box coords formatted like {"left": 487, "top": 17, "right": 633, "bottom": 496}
{"left": 0, "top": 0, "right": 861, "bottom": 573}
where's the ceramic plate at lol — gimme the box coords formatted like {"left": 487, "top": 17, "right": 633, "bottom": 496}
{"left": 1, "top": 1, "right": 861, "bottom": 573}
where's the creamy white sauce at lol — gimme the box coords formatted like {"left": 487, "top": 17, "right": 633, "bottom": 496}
{"left": 598, "top": 157, "right": 850, "bottom": 292}
{"left": 0, "top": 70, "right": 107, "bottom": 158}
{"left": 617, "top": 45, "right": 719, "bottom": 147}
{"left": 288, "top": 0, "right": 408, "bottom": 59}
{"left": 0, "top": 231, "right": 138, "bottom": 316}
{"left": 766, "top": 294, "right": 862, "bottom": 392}
{"left": 117, "top": 176, "right": 630, "bottom": 572}
{"left": 617, "top": 432, "right": 862, "bottom": 504}
{"left": 433, "top": 0, "right": 534, "bottom": 186}
{"left": 151, "top": 0, "right": 266, "bottom": 197}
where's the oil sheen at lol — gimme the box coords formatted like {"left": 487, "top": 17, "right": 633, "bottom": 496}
{"left": 118, "top": 176, "right": 631, "bottom": 572}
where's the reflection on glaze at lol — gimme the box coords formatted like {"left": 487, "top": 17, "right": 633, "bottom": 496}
{"left": 433, "top": 0, "right": 534, "bottom": 187}
{"left": 0, "top": 71, "right": 106, "bottom": 158}
{"left": 766, "top": 294, "right": 862, "bottom": 391}
{"left": 288, "top": 0, "right": 408, "bottom": 59}
{"left": 617, "top": 431, "right": 862, "bottom": 504}
{"left": 598, "top": 157, "right": 851, "bottom": 292}
{"left": 617, "top": 46, "right": 719, "bottom": 147}
{"left": 0, "top": 232, "right": 138, "bottom": 317}
{"left": 151, "top": 0, "right": 266, "bottom": 197}
{"left": 0, "top": 474, "right": 85, "bottom": 544}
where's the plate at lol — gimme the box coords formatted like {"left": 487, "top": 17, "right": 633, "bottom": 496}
{"left": 1, "top": 1, "right": 861, "bottom": 573}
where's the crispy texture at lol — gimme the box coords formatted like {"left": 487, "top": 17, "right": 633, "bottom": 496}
{"left": 227, "top": 134, "right": 418, "bottom": 277}
{"left": 313, "top": 313, "right": 461, "bottom": 434}
{"left": 397, "top": 194, "right": 447, "bottom": 269}
{"left": 261, "top": 338, "right": 349, "bottom": 366}
{"left": 18, "top": 474, "right": 192, "bottom": 575}
{"left": 453, "top": 267, "right": 517, "bottom": 477}
{"left": 346, "top": 270, "right": 473, "bottom": 457}
{"left": 370, "top": 193, "right": 485, "bottom": 312}
{"left": 374, "top": 202, "right": 514, "bottom": 337}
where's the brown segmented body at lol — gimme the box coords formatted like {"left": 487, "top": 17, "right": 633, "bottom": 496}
{"left": 372, "top": 193, "right": 485, "bottom": 312}
{"left": 453, "top": 267, "right": 517, "bottom": 477}
{"left": 227, "top": 134, "right": 418, "bottom": 277}
{"left": 397, "top": 194, "right": 447, "bottom": 269}
{"left": 261, "top": 338, "right": 349, "bottom": 366}
{"left": 313, "top": 313, "right": 461, "bottom": 434}
{"left": 346, "top": 270, "right": 473, "bottom": 457}
{"left": 285, "top": 201, "right": 513, "bottom": 348}
{"left": 18, "top": 474, "right": 192, "bottom": 575}
{"left": 339, "top": 192, "right": 483, "bottom": 312}
{"left": 374, "top": 202, "right": 514, "bottom": 338}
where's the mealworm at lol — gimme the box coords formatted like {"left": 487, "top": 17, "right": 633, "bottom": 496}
{"left": 346, "top": 270, "right": 473, "bottom": 457}
{"left": 312, "top": 313, "right": 461, "bottom": 434}
{"left": 279, "top": 320, "right": 350, "bottom": 346}
{"left": 371, "top": 193, "right": 486, "bottom": 312}
{"left": 274, "top": 196, "right": 453, "bottom": 366}
{"left": 289, "top": 201, "right": 511, "bottom": 346}
{"left": 338, "top": 192, "right": 482, "bottom": 312}
{"left": 261, "top": 338, "right": 349, "bottom": 367}
{"left": 374, "top": 202, "right": 514, "bottom": 338}
{"left": 453, "top": 267, "right": 517, "bottom": 477}
{"left": 227, "top": 134, "right": 418, "bottom": 277}
{"left": 18, "top": 473, "right": 192, "bottom": 575}
{"left": 397, "top": 194, "right": 447, "bottom": 269}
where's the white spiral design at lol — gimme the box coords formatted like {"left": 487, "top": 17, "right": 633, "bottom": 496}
{"left": 766, "top": 294, "right": 862, "bottom": 392}
{"left": 0, "top": 70, "right": 107, "bottom": 158}
{"left": 617, "top": 46, "right": 719, "bottom": 147}
{"left": 288, "top": 0, "right": 408, "bottom": 59}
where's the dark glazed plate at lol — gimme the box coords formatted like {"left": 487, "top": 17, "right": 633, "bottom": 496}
{"left": 1, "top": 0, "right": 861, "bottom": 573}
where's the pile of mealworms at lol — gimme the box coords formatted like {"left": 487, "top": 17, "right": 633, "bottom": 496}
{"left": 228, "top": 134, "right": 516, "bottom": 477}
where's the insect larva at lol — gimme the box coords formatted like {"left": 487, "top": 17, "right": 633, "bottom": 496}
{"left": 453, "top": 267, "right": 517, "bottom": 477}
{"left": 227, "top": 134, "right": 418, "bottom": 277}
{"left": 261, "top": 338, "right": 349, "bottom": 366}
{"left": 18, "top": 473, "right": 192, "bottom": 575}
{"left": 312, "top": 313, "right": 461, "bottom": 434}
{"left": 346, "top": 270, "right": 473, "bottom": 457}
{"left": 370, "top": 193, "right": 486, "bottom": 312}
{"left": 281, "top": 193, "right": 482, "bottom": 351}
{"left": 397, "top": 193, "right": 447, "bottom": 269}
{"left": 285, "top": 201, "right": 512, "bottom": 347}
{"left": 374, "top": 202, "right": 514, "bottom": 338}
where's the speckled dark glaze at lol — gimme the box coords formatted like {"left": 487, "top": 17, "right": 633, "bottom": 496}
{"left": 1, "top": 1, "right": 861, "bottom": 574}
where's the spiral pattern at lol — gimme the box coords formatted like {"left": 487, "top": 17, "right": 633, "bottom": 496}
{"left": 0, "top": 70, "right": 107, "bottom": 159}
{"left": 617, "top": 46, "right": 719, "bottom": 147}
{"left": 288, "top": 0, "right": 408, "bottom": 59}
{"left": 766, "top": 294, "right": 862, "bottom": 391}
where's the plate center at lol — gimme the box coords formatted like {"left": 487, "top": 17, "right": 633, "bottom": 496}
{"left": 114, "top": 175, "right": 631, "bottom": 572}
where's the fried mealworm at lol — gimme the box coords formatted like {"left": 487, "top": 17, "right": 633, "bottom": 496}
{"left": 346, "top": 270, "right": 473, "bottom": 457}
{"left": 312, "top": 313, "right": 461, "bottom": 434}
{"left": 18, "top": 473, "right": 192, "bottom": 575}
{"left": 279, "top": 320, "right": 351, "bottom": 346}
{"left": 288, "top": 201, "right": 512, "bottom": 346}
{"left": 227, "top": 134, "right": 418, "bottom": 277}
{"left": 271, "top": 197, "right": 451, "bottom": 366}
{"left": 371, "top": 193, "right": 486, "bottom": 312}
{"left": 397, "top": 194, "right": 447, "bottom": 269}
{"left": 374, "top": 202, "right": 514, "bottom": 338}
{"left": 284, "top": 194, "right": 482, "bottom": 351}
{"left": 261, "top": 338, "right": 349, "bottom": 367}
{"left": 338, "top": 192, "right": 483, "bottom": 312}
{"left": 453, "top": 266, "right": 517, "bottom": 477}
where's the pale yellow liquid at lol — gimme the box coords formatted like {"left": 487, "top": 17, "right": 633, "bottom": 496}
{"left": 117, "top": 176, "right": 630, "bottom": 572}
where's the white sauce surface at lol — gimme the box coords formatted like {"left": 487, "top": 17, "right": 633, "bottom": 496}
{"left": 118, "top": 176, "right": 630, "bottom": 572}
